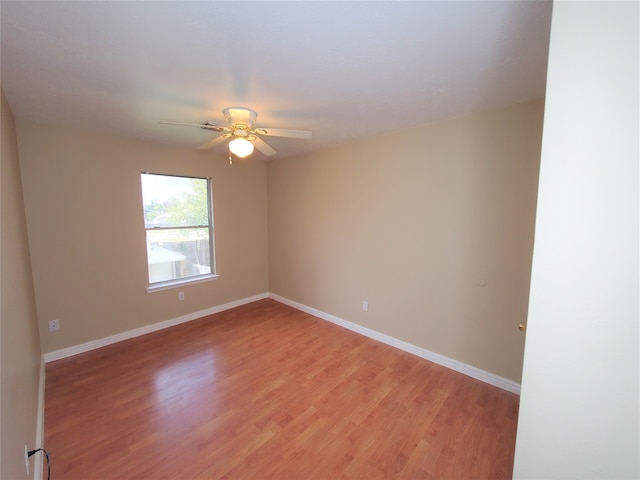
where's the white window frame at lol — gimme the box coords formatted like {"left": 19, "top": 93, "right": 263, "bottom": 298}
{"left": 141, "top": 172, "right": 219, "bottom": 292}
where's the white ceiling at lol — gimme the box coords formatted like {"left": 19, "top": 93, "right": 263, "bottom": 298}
{"left": 1, "top": 1, "right": 552, "bottom": 160}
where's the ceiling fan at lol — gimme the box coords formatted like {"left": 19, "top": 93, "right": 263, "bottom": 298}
{"left": 159, "top": 107, "right": 313, "bottom": 158}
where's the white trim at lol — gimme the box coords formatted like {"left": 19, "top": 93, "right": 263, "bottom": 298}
{"left": 145, "top": 273, "right": 220, "bottom": 293}
{"left": 35, "top": 358, "right": 46, "bottom": 480}
{"left": 43, "top": 293, "right": 269, "bottom": 363}
{"left": 41, "top": 291, "right": 520, "bottom": 395}
{"left": 269, "top": 293, "right": 521, "bottom": 395}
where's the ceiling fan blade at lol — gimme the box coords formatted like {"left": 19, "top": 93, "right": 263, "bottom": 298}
{"left": 255, "top": 127, "right": 313, "bottom": 139}
{"left": 252, "top": 136, "right": 277, "bottom": 156}
{"left": 196, "top": 134, "right": 230, "bottom": 150}
{"left": 159, "top": 121, "right": 226, "bottom": 132}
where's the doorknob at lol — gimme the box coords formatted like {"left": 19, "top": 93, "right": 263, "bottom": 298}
{"left": 518, "top": 322, "right": 527, "bottom": 332}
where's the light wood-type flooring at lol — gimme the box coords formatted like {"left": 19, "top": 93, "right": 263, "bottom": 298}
{"left": 45, "top": 299, "right": 519, "bottom": 479}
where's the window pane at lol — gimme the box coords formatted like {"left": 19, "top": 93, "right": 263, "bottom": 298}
{"left": 146, "top": 228, "right": 211, "bottom": 284}
{"left": 141, "top": 172, "right": 215, "bottom": 287}
{"left": 142, "top": 174, "right": 209, "bottom": 228}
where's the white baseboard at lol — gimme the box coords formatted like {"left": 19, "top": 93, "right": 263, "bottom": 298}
{"left": 41, "top": 291, "right": 520, "bottom": 395}
{"left": 35, "top": 358, "right": 45, "bottom": 480}
{"left": 43, "top": 293, "right": 269, "bottom": 363}
{"left": 269, "top": 293, "right": 521, "bottom": 395}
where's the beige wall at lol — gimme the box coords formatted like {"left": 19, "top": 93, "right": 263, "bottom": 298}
{"left": 1, "top": 89, "right": 43, "bottom": 478}
{"left": 268, "top": 100, "right": 543, "bottom": 383}
{"left": 14, "top": 100, "right": 541, "bottom": 382}
{"left": 17, "top": 121, "right": 269, "bottom": 354}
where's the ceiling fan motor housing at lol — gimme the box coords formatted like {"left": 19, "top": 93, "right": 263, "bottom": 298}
{"left": 223, "top": 107, "right": 257, "bottom": 128}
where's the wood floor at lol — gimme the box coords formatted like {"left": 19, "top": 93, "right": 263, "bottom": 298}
{"left": 45, "top": 299, "right": 519, "bottom": 479}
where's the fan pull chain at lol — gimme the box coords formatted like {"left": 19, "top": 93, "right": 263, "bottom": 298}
{"left": 229, "top": 154, "right": 233, "bottom": 165}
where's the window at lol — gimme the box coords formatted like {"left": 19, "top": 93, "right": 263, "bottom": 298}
{"left": 141, "top": 172, "right": 217, "bottom": 290}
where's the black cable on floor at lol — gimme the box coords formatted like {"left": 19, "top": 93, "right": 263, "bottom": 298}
{"left": 28, "top": 448, "right": 51, "bottom": 480}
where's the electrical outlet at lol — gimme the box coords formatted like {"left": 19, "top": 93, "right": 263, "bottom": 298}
{"left": 362, "top": 300, "right": 369, "bottom": 311}
{"left": 48, "top": 319, "right": 60, "bottom": 332}
{"left": 25, "top": 445, "right": 29, "bottom": 475}
{"left": 178, "top": 292, "right": 185, "bottom": 301}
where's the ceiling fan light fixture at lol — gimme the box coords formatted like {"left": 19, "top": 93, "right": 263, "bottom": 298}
{"left": 228, "top": 137, "right": 254, "bottom": 158}
{"left": 160, "top": 106, "right": 312, "bottom": 157}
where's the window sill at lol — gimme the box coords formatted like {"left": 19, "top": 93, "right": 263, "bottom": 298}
{"left": 146, "top": 274, "right": 220, "bottom": 293}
